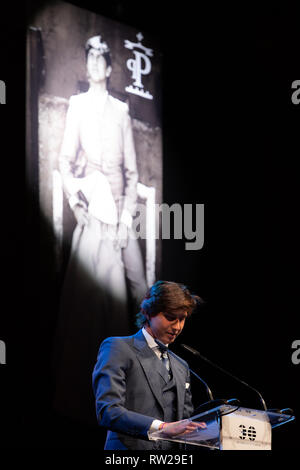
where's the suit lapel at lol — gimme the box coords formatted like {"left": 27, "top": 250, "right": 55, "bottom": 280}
{"left": 169, "top": 353, "right": 187, "bottom": 420}
{"left": 133, "top": 331, "right": 165, "bottom": 410}
{"left": 157, "top": 359, "right": 170, "bottom": 384}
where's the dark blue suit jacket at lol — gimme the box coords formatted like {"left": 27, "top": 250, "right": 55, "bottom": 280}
{"left": 92, "top": 329, "right": 194, "bottom": 450}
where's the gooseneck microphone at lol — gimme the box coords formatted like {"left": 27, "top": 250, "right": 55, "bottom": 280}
{"left": 155, "top": 339, "right": 214, "bottom": 402}
{"left": 181, "top": 344, "right": 267, "bottom": 411}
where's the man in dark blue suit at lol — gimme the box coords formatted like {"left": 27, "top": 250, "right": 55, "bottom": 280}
{"left": 92, "top": 280, "right": 205, "bottom": 450}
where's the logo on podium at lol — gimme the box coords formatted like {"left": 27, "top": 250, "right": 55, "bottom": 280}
{"left": 239, "top": 424, "right": 257, "bottom": 441}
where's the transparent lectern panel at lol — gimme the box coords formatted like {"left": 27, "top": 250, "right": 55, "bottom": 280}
{"left": 266, "top": 409, "right": 295, "bottom": 429}
{"left": 148, "top": 404, "right": 237, "bottom": 449}
{"left": 148, "top": 405, "right": 295, "bottom": 450}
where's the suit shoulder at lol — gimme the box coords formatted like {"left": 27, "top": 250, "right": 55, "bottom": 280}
{"left": 108, "top": 95, "right": 129, "bottom": 114}
{"left": 100, "top": 334, "right": 134, "bottom": 349}
{"left": 98, "top": 336, "right": 135, "bottom": 364}
{"left": 67, "top": 93, "right": 89, "bottom": 111}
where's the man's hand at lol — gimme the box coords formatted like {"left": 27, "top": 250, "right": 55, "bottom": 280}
{"left": 116, "top": 222, "right": 129, "bottom": 249}
{"left": 73, "top": 203, "right": 89, "bottom": 227}
{"left": 160, "top": 419, "right": 206, "bottom": 437}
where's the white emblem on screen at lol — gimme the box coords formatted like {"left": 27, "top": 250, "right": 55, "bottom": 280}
{"left": 124, "top": 32, "right": 153, "bottom": 100}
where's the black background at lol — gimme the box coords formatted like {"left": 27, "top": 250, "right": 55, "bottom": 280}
{"left": 0, "top": 0, "right": 299, "bottom": 454}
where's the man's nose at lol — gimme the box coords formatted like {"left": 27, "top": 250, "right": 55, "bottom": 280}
{"left": 172, "top": 319, "right": 181, "bottom": 330}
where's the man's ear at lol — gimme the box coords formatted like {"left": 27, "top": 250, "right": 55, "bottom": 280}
{"left": 106, "top": 65, "right": 112, "bottom": 78}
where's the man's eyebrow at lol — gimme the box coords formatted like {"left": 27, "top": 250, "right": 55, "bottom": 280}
{"left": 165, "top": 312, "right": 187, "bottom": 320}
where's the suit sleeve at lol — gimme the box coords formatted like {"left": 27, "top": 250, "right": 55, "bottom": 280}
{"left": 121, "top": 107, "right": 139, "bottom": 218}
{"left": 58, "top": 96, "right": 80, "bottom": 201}
{"left": 92, "top": 337, "right": 154, "bottom": 439}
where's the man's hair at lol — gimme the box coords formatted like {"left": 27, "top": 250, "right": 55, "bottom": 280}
{"left": 85, "top": 35, "right": 112, "bottom": 68}
{"left": 135, "top": 280, "right": 202, "bottom": 328}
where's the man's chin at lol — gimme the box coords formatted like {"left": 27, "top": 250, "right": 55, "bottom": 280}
{"left": 165, "top": 333, "right": 177, "bottom": 343}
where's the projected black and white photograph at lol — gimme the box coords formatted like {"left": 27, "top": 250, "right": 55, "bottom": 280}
{"left": 1, "top": 0, "right": 299, "bottom": 453}
{"left": 27, "top": 0, "right": 162, "bottom": 426}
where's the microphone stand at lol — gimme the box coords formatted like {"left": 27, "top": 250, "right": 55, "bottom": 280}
{"left": 156, "top": 340, "right": 239, "bottom": 418}
{"left": 155, "top": 339, "right": 214, "bottom": 402}
{"left": 181, "top": 344, "right": 268, "bottom": 411}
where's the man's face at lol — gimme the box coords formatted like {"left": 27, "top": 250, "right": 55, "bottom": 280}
{"left": 146, "top": 311, "right": 188, "bottom": 345}
{"left": 87, "top": 48, "right": 111, "bottom": 83}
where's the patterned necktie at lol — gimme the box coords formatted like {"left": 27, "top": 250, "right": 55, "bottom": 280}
{"left": 160, "top": 348, "right": 172, "bottom": 380}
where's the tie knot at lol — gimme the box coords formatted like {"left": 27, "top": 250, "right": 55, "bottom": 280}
{"left": 155, "top": 340, "right": 168, "bottom": 353}
{"left": 161, "top": 350, "right": 168, "bottom": 360}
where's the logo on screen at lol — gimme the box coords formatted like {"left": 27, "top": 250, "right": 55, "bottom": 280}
{"left": 124, "top": 32, "right": 153, "bottom": 100}
{"left": 0, "top": 339, "right": 6, "bottom": 364}
{"left": 0, "top": 80, "right": 6, "bottom": 104}
{"left": 291, "top": 339, "right": 300, "bottom": 365}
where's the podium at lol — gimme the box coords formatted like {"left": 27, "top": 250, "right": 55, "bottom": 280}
{"left": 148, "top": 403, "right": 295, "bottom": 450}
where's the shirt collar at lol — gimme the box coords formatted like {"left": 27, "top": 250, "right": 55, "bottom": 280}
{"left": 142, "top": 327, "right": 169, "bottom": 348}
{"left": 87, "top": 88, "right": 108, "bottom": 104}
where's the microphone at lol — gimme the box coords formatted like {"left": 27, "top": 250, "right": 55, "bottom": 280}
{"left": 181, "top": 344, "right": 267, "bottom": 411}
{"left": 155, "top": 339, "right": 214, "bottom": 402}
